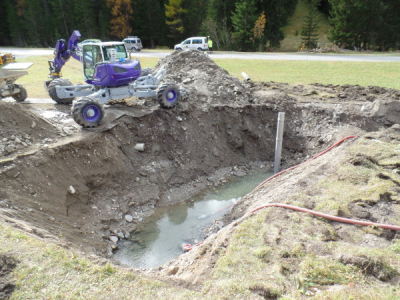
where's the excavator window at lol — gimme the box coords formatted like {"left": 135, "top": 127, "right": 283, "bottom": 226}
{"left": 102, "top": 45, "right": 127, "bottom": 61}
{"left": 83, "top": 45, "right": 102, "bottom": 80}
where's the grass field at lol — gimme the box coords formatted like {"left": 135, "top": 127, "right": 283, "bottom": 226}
{"left": 6, "top": 54, "right": 400, "bottom": 99}
{"left": 215, "top": 58, "right": 400, "bottom": 89}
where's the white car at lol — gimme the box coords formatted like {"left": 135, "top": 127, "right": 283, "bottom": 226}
{"left": 123, "top": 37, "right": 143, "bottom": 52}
{"left": 174, "top": 37, "right": 208, "bottom": 51}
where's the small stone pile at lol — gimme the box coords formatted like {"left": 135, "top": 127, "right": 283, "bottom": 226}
{"left": 0, "top": 134, "right": 33, "bottom": 156}
{"left": 153, "top": 50, "right": 256, "bottom": 108}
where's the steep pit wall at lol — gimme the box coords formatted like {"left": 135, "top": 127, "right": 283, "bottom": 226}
{"left": 0, "top": 94, "right": 387, "bottom": 257}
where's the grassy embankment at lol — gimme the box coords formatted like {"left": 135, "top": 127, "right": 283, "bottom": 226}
{"left": 7, "top": 54, "right": 400, "bottom": 99}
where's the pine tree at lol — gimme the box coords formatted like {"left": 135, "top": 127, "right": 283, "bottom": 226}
{"left": 328, "top": 0, "right": 395, "bottom": 50}
{"left": 206, "top": 0, "right": 237, "bottom": 29}
{"left": 258, "top": 0, "right": 298, "bottom": 49}
{"left": 251, "top": 11, "right": 266, "bottom": 51}
{"left": 183, "top": 0, "right": 208, "bottom": 37}
{"left": 301, "top": 0, "right": 320, "bottom": 50}
{"left": 48, "top": 0, "right": 72, "bottom": 38}
{"left": 97, "top": 0, "right": 111, "bottom": 41}
{"left": 0, "top": 0, "right": 11, "bottom": 45}
{"left": 17, "top": 0, "right": 43, "bottom": 46}
{"left": 165, "top": 0, "right": 187, "bottom": 40}
{"left": 231, "top": 0, "right": 258, "bottom": 51}
{"left": 132, "top": 0, "right": 165, "bottom": 48}
{"left": 107, "top": 0, "right": 133, "bottom": 39}
{"left": 5, "top": 0, "right": 23, "bottom": 46}
{"left": 74, "top": 0, "right": 97, "bottom": 39}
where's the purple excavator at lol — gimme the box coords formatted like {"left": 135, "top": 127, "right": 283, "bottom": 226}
{"left": 45, "top": 30, "right": 180, "bottom": 128}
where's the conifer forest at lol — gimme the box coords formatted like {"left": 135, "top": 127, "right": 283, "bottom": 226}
{"left": 1, "top": 0, "right": 399, "bottom": 51}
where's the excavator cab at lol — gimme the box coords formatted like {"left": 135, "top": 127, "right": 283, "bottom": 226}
{"left": 82, "top": 43, "right": 130, "bottom": 82}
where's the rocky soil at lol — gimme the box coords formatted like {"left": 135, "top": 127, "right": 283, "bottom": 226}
{"left": 1, "top": 50, "right": 400, "bottom": 298}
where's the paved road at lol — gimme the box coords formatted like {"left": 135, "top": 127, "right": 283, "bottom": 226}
{"left": 1, "top": 47, "right": 400, "bottom": 62}
{"left": 132, "top": 51, "right": 400, "bottom": 62}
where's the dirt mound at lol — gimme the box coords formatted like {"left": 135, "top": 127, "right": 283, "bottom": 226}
{"left": 0, "top": 102, "right": 59, "bottom": 157}
{"left": 154, "top": 50, "right": 255, "bottom": 108}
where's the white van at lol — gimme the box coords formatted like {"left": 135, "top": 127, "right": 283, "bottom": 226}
{"left": 174, "top": 37, "right": 208, "bottom": 51}
{"left": 123, "top": 36, "right": 143, "bottom": 52}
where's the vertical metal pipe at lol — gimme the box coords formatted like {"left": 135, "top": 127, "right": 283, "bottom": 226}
{"left": 274, "top": 112, "right": 285, "bottom": 174}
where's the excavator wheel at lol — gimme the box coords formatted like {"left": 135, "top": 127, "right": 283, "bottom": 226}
{"left": 12, "top": 86, "right": 27, "bottom": 102}
{"left": 156, "top": 83, "right": 180, "bottom": 108}
{"left": 71, "top": 97, "right": 104, "bottom": 128}
{"left": 48, "top": 78, "right": 75, "bottom": 104}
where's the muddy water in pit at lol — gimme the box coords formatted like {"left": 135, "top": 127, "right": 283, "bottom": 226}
{"left": 114, "top": 169, "right": 274, "bottom": 269}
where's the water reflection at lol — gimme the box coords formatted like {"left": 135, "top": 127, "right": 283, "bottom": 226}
{"left": 114, "top": 170, "right": 273, "bottom": 269}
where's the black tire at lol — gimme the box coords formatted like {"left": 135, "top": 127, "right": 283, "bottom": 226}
{"left": 48, "top": 78, "right": 75, "bottom": 104}
{"left": 197, "top": 47, "right": 203, "bottom": 51}
{"left": 131, "top": 47, "right": 138, "bottom": 52}
{"left": 71, "top": 97, "right": 104, "bottom": 128}
{"left": 12, "top": 86, "right": 27, "bottom": 102}
{"left": 156, "top": 83, "right": 180, "bottom": 108}
{"left": 175, "top": 48, "right": 182, "bottom": 51}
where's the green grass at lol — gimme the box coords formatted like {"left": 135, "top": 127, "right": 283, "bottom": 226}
{"left": 281, "top": 0, "right": 332, "bottom": 51}
{"left": 8, "top": 54, "right": 400, "bottom": 99}
{"left": 215, "top": 59, "right": 400, "bottom": 89}
{"left": 0, "top": 225, "right": 197, "bottom": 300}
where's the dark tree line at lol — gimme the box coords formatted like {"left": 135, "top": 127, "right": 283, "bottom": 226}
{"left": 0, "top": 0, "right": 399, "bottom": 51}
{"left": 329, "top": 0, "right": 400, "bottom": 50}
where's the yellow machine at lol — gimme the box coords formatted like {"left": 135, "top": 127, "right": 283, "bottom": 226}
{"left": 0, "top": 53, "right": 15, "bottom": 66}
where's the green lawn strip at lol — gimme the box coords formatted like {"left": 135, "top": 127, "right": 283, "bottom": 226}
{"left": 215, "top": 59, "right": 400, "bottom": 89}
{"left": 0, "top": 225, "right": 197, "bottom": 299}
{"left": 9, "top": 55, "right": 400, "bottom": 99}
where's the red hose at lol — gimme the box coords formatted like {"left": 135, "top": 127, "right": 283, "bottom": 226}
{"left": 253, "top": 135, "right": 357, "bottom": 191}
{"left": 248, "top": 203, "right": 400, "bottom": 231}
{"left": 211, "top": 136, "right": 357, "bottom": 216}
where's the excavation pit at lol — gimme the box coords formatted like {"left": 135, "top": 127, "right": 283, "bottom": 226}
{"left": 0, "top": 50, "right": 400, "bottom": 297}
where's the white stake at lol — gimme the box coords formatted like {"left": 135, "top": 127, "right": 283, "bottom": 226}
{"left": 274, "top": 112, "right": 285, "bottom": 174}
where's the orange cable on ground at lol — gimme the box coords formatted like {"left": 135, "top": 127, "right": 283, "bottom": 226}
{"left": 248, "top": 203, "right": 400, "bottom": 231}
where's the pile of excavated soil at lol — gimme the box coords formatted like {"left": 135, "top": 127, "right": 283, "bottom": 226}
{"left": 0, "top": 103, "right": 59, "bottom": 157}
{"left": 153, "top": 50, "right": 255, "bottom": 108}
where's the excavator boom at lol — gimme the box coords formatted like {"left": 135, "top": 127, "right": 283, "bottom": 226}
{"left": 48, "top": 30, "right": 81, "bottom": 79}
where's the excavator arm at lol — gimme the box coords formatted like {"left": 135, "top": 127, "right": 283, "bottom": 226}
{"left": 47, "top": 30, "right": 82, "bottom": 80}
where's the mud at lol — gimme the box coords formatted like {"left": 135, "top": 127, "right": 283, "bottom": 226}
{"left": 0, "top": 254, "right": 17, "bottom": 300}
{"left": 0, "top": 50, "right": 400, "bottom": 294}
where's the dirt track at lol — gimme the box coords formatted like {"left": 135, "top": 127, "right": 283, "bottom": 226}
{"left": 1, "top": 50, "right": 400, "bottom": 297}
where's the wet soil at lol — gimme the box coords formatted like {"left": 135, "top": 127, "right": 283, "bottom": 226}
{"left": 1, "top": 50, "right": 400, "bottom": 295}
